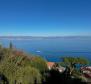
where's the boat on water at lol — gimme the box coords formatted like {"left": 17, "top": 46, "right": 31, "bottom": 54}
{"left": 36, "top": 51, "right": 41, "bottom": 53}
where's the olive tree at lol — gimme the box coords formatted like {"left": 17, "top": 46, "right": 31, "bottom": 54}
{"left": 61, "top": 57, "right": 89, "bottom": 76}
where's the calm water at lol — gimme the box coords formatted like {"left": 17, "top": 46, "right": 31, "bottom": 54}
{"left": 0, "top": 37, "right": 91, "bottom": 62}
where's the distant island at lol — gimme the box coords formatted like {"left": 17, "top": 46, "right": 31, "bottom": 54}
{"left": 0, "top": 36, "right": 91, "bottom": 40}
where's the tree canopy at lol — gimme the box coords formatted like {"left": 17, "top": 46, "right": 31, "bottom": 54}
{"left": 60, "top": 56, "right": 90, "bottom": 79}
{"left": 0, "top": 43, "right": 48, "bottom": 84}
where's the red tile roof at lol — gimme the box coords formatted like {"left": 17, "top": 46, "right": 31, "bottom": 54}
{"left": 47, "top": 62, "right": 55, "bottom": 68}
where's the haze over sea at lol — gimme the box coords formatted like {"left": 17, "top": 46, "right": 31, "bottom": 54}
{"left": 0, "top": 36, "right": 91, "bottom": 62}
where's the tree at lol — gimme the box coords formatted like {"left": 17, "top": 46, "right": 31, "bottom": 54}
{"left": 0, "top": 43, "right": 2, "bottom": 49}
{"left": 0, "top": 47, "right": 10, "bottom": 61}
{"left": 30, "top": 56, "right": 48, "bottom": 73}
{"left": 60, "top": 57, "right": 89, "bottom": 76}
{"left": 9, "top": 42, "right": 13, "bottom": 50}
{"left": 15, "top": 66, "right": 41, "bottom": 84}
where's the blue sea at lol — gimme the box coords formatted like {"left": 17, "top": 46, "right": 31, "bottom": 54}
{"left": 0, "top": 37, "right": 91, "bottom": 62}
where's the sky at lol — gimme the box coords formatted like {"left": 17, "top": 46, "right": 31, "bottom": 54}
{"left": 0, "top": 0, "right": 91, "bottom": 36}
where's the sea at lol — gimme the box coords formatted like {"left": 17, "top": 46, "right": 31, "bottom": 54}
{"left": 0, "top": 37, "right": 91, "bottom": 62}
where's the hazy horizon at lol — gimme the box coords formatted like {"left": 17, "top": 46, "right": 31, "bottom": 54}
{"left": 0, "top": 35, "right": 91, "bottom": 37}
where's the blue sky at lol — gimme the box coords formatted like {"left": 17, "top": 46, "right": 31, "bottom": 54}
{"left": 0, "top": 0, "right": 91, "bottom": 36}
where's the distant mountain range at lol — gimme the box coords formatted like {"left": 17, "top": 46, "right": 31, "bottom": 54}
{"left": 0, "top": 36, "right": 91, "bottom": 40}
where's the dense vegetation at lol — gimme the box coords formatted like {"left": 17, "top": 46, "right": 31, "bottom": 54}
{"left": 60, "top": 56, "right": 89, "bottom": 77}
{"left": 0, "top": 43, "right": 90, "bottom": 84}
{"left": 0, "top": 43, "right": 48, "bottom": 84}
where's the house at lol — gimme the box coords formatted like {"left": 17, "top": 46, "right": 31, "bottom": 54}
{"left": 57, "top": 66, "right": 65, "bottom": 73}
{"left": 47, "top": 62, "right": 65, "bottom": 73}
{"left": 81, "top": 66, "right": 91, "bottom": 78}
{"left": 47, "top": 62, "right": 55, "bottom": 70}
